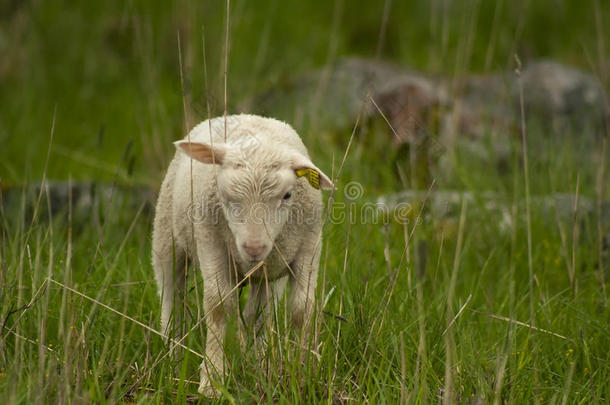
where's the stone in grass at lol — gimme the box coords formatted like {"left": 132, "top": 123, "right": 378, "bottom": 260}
{"left": 242, "top": 57, "right": 606, "bottom": 144}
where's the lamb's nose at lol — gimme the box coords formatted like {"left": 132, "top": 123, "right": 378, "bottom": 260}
{"left": 242, "top": 240, "right": 267, "bottom": 258}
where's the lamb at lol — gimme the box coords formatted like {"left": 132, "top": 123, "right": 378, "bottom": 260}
{"left": 151, "top": 114, "right": 333, "bottom": 396}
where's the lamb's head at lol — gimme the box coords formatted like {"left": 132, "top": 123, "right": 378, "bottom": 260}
{"left": 176, "top": 138, "right": 333, "bottom": 263}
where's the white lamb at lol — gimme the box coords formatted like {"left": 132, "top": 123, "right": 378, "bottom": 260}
{"left": 151, "top": 114, "right": 333, "bottom": 396}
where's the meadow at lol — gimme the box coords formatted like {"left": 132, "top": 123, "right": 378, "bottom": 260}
{"left": 1, "top": 1, "right": 609, "bottom": 403}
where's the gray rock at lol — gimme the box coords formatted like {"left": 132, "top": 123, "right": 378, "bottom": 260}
{"left": 239, "top": 58, "right": 445, "bottom": 135}
{"left": 242, "top": 58, "right": 607, "bottom": 144}
{"left": 0, "top": 181, "right": 156, "bottom": 225}
{"left": 518, "top": 61, "right": 606, "bottom": 122}
{"left": 376, "top": 189, "right": 610, "bottom": 254}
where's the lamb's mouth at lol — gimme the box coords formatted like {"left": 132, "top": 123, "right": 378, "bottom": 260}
{"left": 247, "top": 254, "right": 268, "bottom": 263}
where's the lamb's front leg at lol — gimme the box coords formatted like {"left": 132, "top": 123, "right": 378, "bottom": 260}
{"left": 198, "top": 241, "right": 235, "bottom": 397}
{"left": 288, "top": 234, "right": 322, "bottom": 347}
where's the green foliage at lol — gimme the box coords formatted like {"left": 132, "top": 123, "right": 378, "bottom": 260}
{"left": 1, "top": 125, "right": 609, "bottom": 402}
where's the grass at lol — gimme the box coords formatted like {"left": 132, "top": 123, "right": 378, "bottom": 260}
{"left": 1, "top": 121, "right": 608, "bottom": 403}
{"left": 1, "top": 0, "right": 610, "bottom": 403}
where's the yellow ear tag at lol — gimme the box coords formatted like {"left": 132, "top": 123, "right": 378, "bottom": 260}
{"left": 295, "top": 168, "right": 320, "bottom": 189}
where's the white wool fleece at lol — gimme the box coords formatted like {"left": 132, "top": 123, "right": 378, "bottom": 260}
{"left": 151, "top": 114, "right": 333, "bottom": 397}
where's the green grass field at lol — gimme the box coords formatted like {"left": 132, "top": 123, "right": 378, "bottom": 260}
{"left": 1, "top": 1, "right": 609, "bottom": 403}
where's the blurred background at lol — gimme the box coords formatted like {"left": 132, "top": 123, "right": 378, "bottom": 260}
{"left": 1, "top": 0, "right": 608, "bottom": 187}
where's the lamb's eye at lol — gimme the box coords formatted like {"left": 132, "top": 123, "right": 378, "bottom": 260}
{"left": 283, "top": 192, "right": 292, "bottom": 200}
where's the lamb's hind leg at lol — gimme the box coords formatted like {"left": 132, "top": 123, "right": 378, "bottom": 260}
{"left": 152, "top": 159, "right": 189, "bottom": 341}
{"left": 152, "top": 217, "right": 186, "bottom": 340}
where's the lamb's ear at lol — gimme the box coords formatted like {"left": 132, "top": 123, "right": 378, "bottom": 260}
{"left": 291, "top": 154, "right": 334, "bottom": 190}
{"left": 174, "top": 140, "right": 227, "bottom": 164}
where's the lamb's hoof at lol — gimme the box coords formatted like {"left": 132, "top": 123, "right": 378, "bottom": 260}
{"left": 198, "top": 381, "right": 221, "bottom": 398}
